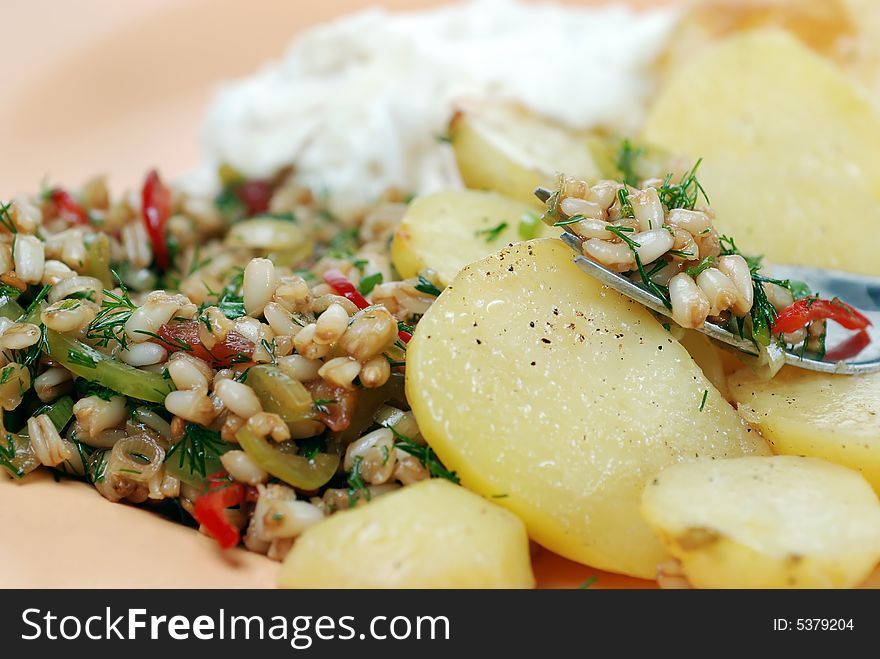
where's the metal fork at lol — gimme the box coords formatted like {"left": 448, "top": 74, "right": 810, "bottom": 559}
{"left": 535, "top": 187, "right": 880, "bottom": 375}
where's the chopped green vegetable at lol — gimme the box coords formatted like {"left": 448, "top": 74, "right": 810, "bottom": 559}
{"left": 46, "top": 329, "right": 174, "bottom": 403}
{"left": 616, "top": 139, "right": 643, "bottom": 188}
{"left": 657, "top": 159, "right": 709, "bottom": 210}
{"left": 358, "top": 272, "right": 383, "bottom": 296}
{"left": 475, "top": 222, "right": 508, "bottom": 243}
{"left": 685, "top": 256, "right": 715, "bottom": 278}
{"left": 518, "top": 212, "right": 541, "bottom": 240}
{"left": 236, "top": 426, "right": 339, "bottom": 491}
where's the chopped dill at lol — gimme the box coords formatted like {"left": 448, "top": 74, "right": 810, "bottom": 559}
{"left": 685, "top": 255, "right": 715, "bottom": 278}
{"left": 606, "top": 225, "right": 671, "bottom": 310}
{"left": 578, "top": 576, "right": 599, "bottom": 590}
{"left": 414, "top": 275, "right": 442, "bottom": 297}
{"left": 347, "top": 455, "right": 370, "bottom": 505}
{"left": 86, "top": 272, "right": 136, "bottom": 349}
{"left": 699, "top": 389, "right": 708, "bottom": 412}
{"left": 67, "top": 348, "right": 97, "bottom": 369}
{"left": 0, "top": 201, "right": 18, "bottom": 234}
{"left": 616, "top": 139, "right": 643, "bottom": 188}
{"left": 657, "top": 159, "right": 709, "bottom": 211}
{"left": 617, "top": 188, "right": 634, "bottom": 218}
{"left": 390, "top": 427, "right": 459, "bottom": 484}
{"left": 553, "top": 213, "right": 586, "bottom": 227}
{"left": 475, "top": 221, "right": 508, "bottom": 243}
{"left": 0, "top": 434, "right": 23, "bottom": 478}
{"left": 165, "top": 424, "right": 230, "bottom": 479}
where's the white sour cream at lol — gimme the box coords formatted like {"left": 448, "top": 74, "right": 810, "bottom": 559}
{"left": 191, "top": 0, "right": 677, "bottom": 217}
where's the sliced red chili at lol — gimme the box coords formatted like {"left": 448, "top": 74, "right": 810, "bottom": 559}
{"left": 141, "top": 169, "right": 173, "bottom": 271}
{"left": 236, "top": 179, "right": 273, "bottom": 217}
{"left": 48, "top": 188, "right": 90, "bottom": 226}
{"left": 323, "top": 269, "right": 412, "bottom": 343}
{"left": 154, "top": 320, "right": 254, "bottom": 367}
{"left": 193, "top": 475, "right": 244, "bottom": 549}
{"left": 772, "top": 297, "right": 871, "bottom": 335}
{"left": 323, "top": 269, "right": 370, "bottom": 309}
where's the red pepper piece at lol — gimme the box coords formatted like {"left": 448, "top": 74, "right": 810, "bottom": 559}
{"left": 236, "top": 180, "right": 273, "bottom": 217}
{"left": 193, "top": 475, "right": 245, "bottom": 549}
{"left": 824, "top": 329, "right": 872, "bottom": 362}
{"left": 141, "top": 169, "right": 173, "bottom": 271}
{"left": 322, "top": 269, "right": 413, "bottom": 343}
{"left": 49, "top": 188, "right": 90, "bottom": 226}
{"left": 155, "top": 320, "right": 254, "bottom": 367}
{"left": 322, "top": 269, "right": 370, "bottom": 309}
{"left": 772, "top": 297, "right": 872, "bottom": 335}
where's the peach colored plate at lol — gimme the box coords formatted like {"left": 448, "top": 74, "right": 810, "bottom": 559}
{"left": 0, "top": 0, "right": 875, "bottom": 590}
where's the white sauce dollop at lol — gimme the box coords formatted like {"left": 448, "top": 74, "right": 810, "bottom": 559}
{"left": 190, "top": 0, "right": 677, "bottom": 217}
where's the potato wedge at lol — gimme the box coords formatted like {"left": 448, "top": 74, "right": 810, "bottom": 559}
{"left": 449, "top": 99, "right": 602, "bottom": 207}
{"left": 729, "top": 366, "right": 880, "bottom": 493}
{"left": 278, "top": 479, "right": 534, "bottom": 588}
{"left": 642, "top": 456, "right": 880, "bottom": 588}
{"left": 644, "top": 30, "right": 880, "bottom": 276}
{"left": 391, "top": 189, "right": 554, "bottom": 284}
{"left": 406, "top": 238, "right": 769, "bottom": 578}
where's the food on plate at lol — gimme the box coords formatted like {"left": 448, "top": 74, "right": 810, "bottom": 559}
{"left": 391, "top": 189, "right": 554, "bottom": 285}
{"left": 278, "top": 479, "right": 534, "bottom": 588}
{"left": 406, "top": 238, "right": 770, "bottom": 578}
{"left": 641, "top": 456, "right": 880, "bottom": 589}
{"left": 541, "top": 162, "right": 871, "bottom": 378}
{"left": 644, "top": 30, "right": 880, "bottom": 277}
{"left": 448, "top": 99, "right": 602, "bottom": 208}
{"left": 729, "top": 367, "right": 880, "bottom": 492}
{"left": 5, "top": 0, "right": 880, "bottom": 591}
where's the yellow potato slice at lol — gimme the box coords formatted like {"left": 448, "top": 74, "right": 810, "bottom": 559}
{"left": 391, "top": 189, "right": 554, "bottom": 284}
{"left": 642, "top": 456, "right": 880, "bottom": 588}
{"left": 644, "top": 29, "right": 880, "bottom": 276}
{"left": 278, "top": 479, "right": 534, "bottom": 588}
{"left": 406, "top": 238, "right": 769, "bottom": 578}
{"left": 729, "top": 366, "right": 880, "bottom": 493}
{"left": 449, "top": 99, "right": 602, "bottom": 207}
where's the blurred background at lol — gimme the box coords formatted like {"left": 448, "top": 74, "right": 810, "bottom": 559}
{"left": 0, "top": 0, "right": 674, "bottom": 197}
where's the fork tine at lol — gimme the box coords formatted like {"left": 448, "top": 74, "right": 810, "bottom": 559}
{"left": 534, "top": 187, "right": 553, "bottom": 204}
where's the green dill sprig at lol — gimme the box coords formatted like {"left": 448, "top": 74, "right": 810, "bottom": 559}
{"left": 0, "top": 434, "right": 23, "bottom": 478}
{"left": 475, "top": 222, "right": 508, "bottom": 243}
{"left": 685, "top": 256, "right": 715, "bottom": 278}
{"left": 67, "top": 347, "right": 97, "bottom": 368}
{"left": 657, "top": 159, "right": 709, "bottom": 211}
{"left": 699, "top": 389, "right": 708, "bottom": 412}
{"left": 617, "top": 189, "right": 634, "bottom": 218}
{"left": 0, "top": 202, "right": 18, "bottom": 234}
{"left": 86, "top": 273, "right": 136, "bottom": 349}
{"left": 616, "top": 139, "right": 643, "bottom": 188}
{"left": 133, "top": 329, "right": 193, "bottom": 352}
{"left": 346, "top": 455, "right": 371, "bottom": 505}
{"left": 553, "top": 213, "right": 586, "bottom": 227}
{"left": 719, "top": 236, "right": 784, "bottom": 347}
{"left": 165, "top": 424, "right": 230, "bottom": 479}
{"left": 606, "top": 225, "right": 672, "bottom": 310}
{"left": 414, "top": 275, "right": 442, "bottom": 297}
{"left": 389, "top": 427, "right": 459, "bottom": 484}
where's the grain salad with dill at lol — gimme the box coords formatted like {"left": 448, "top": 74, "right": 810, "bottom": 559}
{"left": 0, "top": 168, "right": 454, "bottom": 558}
